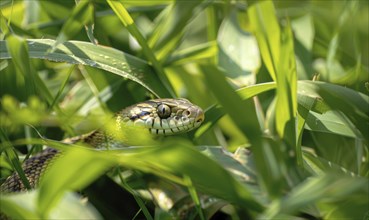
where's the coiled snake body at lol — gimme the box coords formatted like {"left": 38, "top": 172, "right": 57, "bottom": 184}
{"left": 0, "top": 98, "right": 204, "bottom": 192}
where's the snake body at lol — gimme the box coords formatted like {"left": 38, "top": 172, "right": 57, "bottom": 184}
{"left": 0, "top": 98, "right": 204, "bottom": 192}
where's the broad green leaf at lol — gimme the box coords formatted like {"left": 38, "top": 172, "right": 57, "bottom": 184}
{"left": 37, "top": 147, "right": 115, "bottom": 217}
{"left": 248, "top": 1, "right": 280, "bottom": 81}
{"left": 298, "top": 81, "right": 369, "bottom": 141}
{"left": 303, "top": 151, "right": 357, "bottom": 176}
{"left": 117, "top": 140, "right": 263, "bottom": 212}
{"left": 318, "top": 193, "right": 369, "bottom": 220}
{"left": 197, "top": 146, "right": 257, "bottom": 183}
{"left": 195, "top": 82, "right": 276, "bottom": 138}
{"left": 292, "top": 14, "right": 314, "bottom": 80}
{"left": 274, "top": 23, "right": 297, "bottom": 150}
{"left": 0, "top": 39, "right": 169, "bottom": 98}
{"left": 237, "top": 82, "right": 277, "bottom": 100}
{"left": 292, "top": 14, "right": 314, "bottom": 50}
{"left": 305, "top": 110, "right": 359, "bottom": 138}
{"left": 0, "top": 191, "right": 39, "bottom": 219}
{"left": 297, "top": 92, "right": 330, "bottom": 115}
{"left": 249, "top": 1, "right": 298, "bottom": 150}
{"left": 0, "top": 190, "right": 102, "bottom": 219}
{"left": 199, "top": 65, "right": 262, "bottom": 140}
{"left": 261, "top": 174, "right": 368, "bottom": 219}
{"left": 218, "top": 11, "right": 260, "bottom": 86}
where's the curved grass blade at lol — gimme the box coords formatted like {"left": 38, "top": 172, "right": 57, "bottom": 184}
{"left": 248, "top": 1, "right": 280, "bottom": 82}
{"left": 37, "top": 147, "right": 116, "bottom": 218}
{"left": 0, "top": 39, "right": 169, "bottom": 98}
{"left": 261, "top": 174, "right": 367, "bottom": 219}
{"left": 298, "top": 81, "right": 369, "bottom": 141}
{"left": 303, "top": 151, "right": 357, "bottom": 176}
{"left": 117, "top": 140, "right": 264, "bottom": 212}
{"left": 249, "top": 1, "right": 298, "bottom": 151}
{"left": 305, "top": 110, "right": 360, "bottom": 138}
{"left": 194, "top": 82, "right": 276, "bottom": 139}
{"left": 199, "top": 65, "right": 261, "bottom": 140}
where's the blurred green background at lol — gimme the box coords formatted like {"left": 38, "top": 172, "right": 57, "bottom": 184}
{"left": 0, "top": 1, "right": 368, "bottom": 220}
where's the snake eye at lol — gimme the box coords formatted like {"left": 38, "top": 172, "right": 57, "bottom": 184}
{"left": 157, "top": 104, "right": 171, "bottom": 119}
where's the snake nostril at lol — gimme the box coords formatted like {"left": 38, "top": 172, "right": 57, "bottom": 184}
{"left": 196, "top": 118, "right": 203, "bottom": 123}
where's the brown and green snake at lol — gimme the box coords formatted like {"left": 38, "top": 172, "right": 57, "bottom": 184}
{"left": 0, "top": 98, "right": 204, "bottom": 193}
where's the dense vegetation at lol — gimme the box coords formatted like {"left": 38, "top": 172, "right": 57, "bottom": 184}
{"left": 0, "top": 1, "right": 368, "bottom": 219}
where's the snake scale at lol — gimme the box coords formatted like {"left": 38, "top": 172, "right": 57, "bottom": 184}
{"left": 0, "top": 98, "right": 204, "bottom": 193}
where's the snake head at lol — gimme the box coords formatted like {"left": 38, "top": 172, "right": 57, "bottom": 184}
{"left": 119, "top": 98, "right": 204, "bottom": 135}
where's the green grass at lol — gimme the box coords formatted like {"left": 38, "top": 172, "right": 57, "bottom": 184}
{"left": 0, "top": 1, "right": 368, "bottom": 219}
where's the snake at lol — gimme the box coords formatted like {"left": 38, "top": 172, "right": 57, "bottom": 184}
{"left": 0, "top": 98, "right": 204, "bottom": 193}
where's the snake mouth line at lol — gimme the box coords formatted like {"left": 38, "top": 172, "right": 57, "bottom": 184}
{"left": 122, "top": 98, "right": 205, "bottom": 136}
{"left": 149, "top": 107, "right": 204, "bottom": 135}
{"left": 148, "top": 123, "right": 199, "bottom": 135}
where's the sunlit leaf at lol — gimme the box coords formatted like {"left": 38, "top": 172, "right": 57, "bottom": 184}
{"left": 261, "top": 174, "right": 367, "bottom": 219}
{"left": 37, "top": 147, "right": 115, "bottom": 217}
{"left": 0, "top": 39, "right": 169, "bottom": 97}
{"left": 298, "top": 81, "right": 369, "bottom": 141}
{"left": 199, "top": 65, "right": 261, "bottom": 140}
{"left": 116, "top": 140, "right": 263, "bottom": 212}
{"left": 248, "top": 1, "right": 280, "bottom": 81}
{"left": 218, "top": 11, "right": 260, "bottom": 86}
{"left": 249, "top": 1, "right": 298, "bottom": 150}
{"left": 194, "top": 82, "right": 276, "bottom": 138}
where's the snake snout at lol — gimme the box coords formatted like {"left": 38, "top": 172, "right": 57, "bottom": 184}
{"left": 192, "top": 108, "right": 205, "bottom": 128}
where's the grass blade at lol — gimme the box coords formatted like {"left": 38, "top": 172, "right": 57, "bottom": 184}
{"left": 0, "top": 39, "right": 168, "bottom": 98}
{"left": 199, "top": 65, "right": 261, "bottom": 140}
